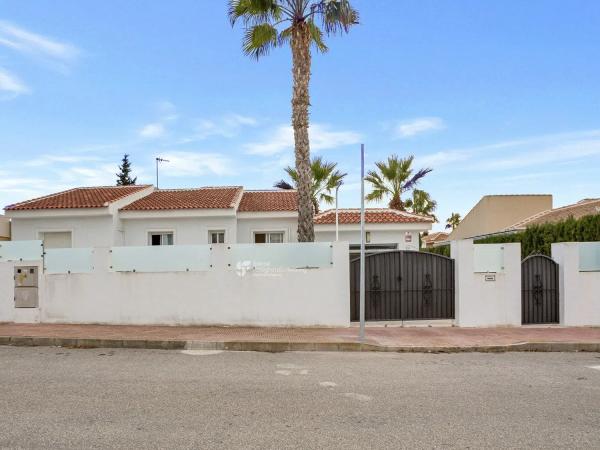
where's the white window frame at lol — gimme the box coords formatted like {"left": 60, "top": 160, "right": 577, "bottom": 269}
{"left": 253, "top": 231, "right": 285, "bottom": 244}
{"left": 209, "top": 230, "right": 226, "bottom": 244}
{"left": 147, "top": 230, "right": 175, "bottom": 246}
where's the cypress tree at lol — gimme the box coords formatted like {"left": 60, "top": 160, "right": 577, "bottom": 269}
{"left": 116, "top": 154, "right": 137, "bottom": 186}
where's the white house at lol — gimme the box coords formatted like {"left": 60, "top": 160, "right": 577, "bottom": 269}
{"left": 4, "top": 185, "right": 433, "bottom": 249}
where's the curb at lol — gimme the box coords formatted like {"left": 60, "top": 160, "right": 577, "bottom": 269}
{"left": 1, "top": 335, "right": 600, "bottom": 353}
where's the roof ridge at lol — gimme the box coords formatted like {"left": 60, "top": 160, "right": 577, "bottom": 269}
{"left": 244, "top": 189, "right": 298, "bottom": 193}
{"left": 506, "top": 198, "right": 600, "bottom": 230}
{"left": 155, "top": 186, "right": 243, "bottom": 192}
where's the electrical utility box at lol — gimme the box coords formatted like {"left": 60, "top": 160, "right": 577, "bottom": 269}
{"left": 14, "top": 266, "right": 39, "bottom": 308}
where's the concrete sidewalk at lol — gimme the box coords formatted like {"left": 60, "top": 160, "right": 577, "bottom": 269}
{"left": 1, "top": 323, "right": 599, "bottom": 352}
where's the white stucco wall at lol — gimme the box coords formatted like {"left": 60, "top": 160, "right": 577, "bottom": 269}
{"left": 236, "top": 217, "right": 299, "bottom": 243}
{"left": 9, "top": 215, "right": 114, "bottom": 248}
{"left": 121, "top": 216, "right": 238, "bottom": 246}
{"left": 0, "top": 243, "right": 350, "bottom": 327}
{"left": 552, "top": 243, "right": 600, "bottom": 326}
{"left": 315, "top": 229, "right": 421, "bottom": 251}
{"left": 452, "top": 240, "right": 521, "bottom": 327}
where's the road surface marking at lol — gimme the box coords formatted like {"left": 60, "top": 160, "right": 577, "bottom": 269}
{"left": 276, "top": 370, "right": 292, "bottom": 376}
{"left": 319, "top": 381, "right": 337, "bottom": 388}
{"left": 587, "top": 365, "right": 600, "bottom": 371}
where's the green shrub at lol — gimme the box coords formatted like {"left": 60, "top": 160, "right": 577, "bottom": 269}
{"left": 421, "top": 245, "right": 451, "bottom": 257}
{"left": 476, "top": 214, "right": 600, "bottom": 258}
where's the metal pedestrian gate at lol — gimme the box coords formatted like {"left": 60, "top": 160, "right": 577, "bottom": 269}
{"left": 521, "top": 254, "right": 559, "bottom": 324}
{"left": 350, "top": 251, "right": 455, "bottom": 321}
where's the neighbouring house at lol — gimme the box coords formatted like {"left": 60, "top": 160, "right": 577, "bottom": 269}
{"left": 421, "top": 231, "right": 449, "bottom": 248}
{"left": 505, "top": 198, "right": 600, "bottom": 231}
{"left": 448, "top": 194, "right": 553, "bottom": 240}
{"left": 0, "top": 215, "right": 10, "bottom": 241}
{"left": 4, "top": 185, "right": 433, "bottom": 250}
{"left": 314, "top": 208, "right": 431, "bottom": 253}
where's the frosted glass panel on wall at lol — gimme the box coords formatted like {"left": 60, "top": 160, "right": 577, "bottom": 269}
{"left": 45, "top": 248, "right": 94, "bottom": 274}
{"left": 0, "top": 240, "right": 43, "bottom": 262}
{"left": 111, "top": 245, "right": 211, "bottom": 272}
{"left": 579, "top": 242, "right": 600, "bottom": 272}
{"left": 473, "top": 244, "right": 505, "bottom": 273}
{"left": 228, "top": 243, "right": 332, "bottom": 270}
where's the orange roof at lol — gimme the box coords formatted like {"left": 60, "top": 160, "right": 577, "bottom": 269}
{"left": 422, "top": 231, "right": 450, "bottom": 243}
{"left": 506, "top": 198, "right": 600, "bottom": 230}
{"left": 5, "top": 185, "right": 151, "bottom": 211}
{"left": 314, "top": 208, "right": 435, "bottom": 225}
{"left": 238, "top": 190, "right": 298, "bottom": 212}
{"left": 121, "top": 187, "right": 243, "bottom": 211}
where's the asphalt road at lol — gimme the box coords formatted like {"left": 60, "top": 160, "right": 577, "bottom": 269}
{"left": 1, "top": 347, "right": 599, "bottom": 449}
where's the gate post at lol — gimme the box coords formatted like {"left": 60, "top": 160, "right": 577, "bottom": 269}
{"left": 552, "top": 243, "right": 582, "bottom": 326}
{"left": 452, "top": 239, "right": 521, "bottom": 327}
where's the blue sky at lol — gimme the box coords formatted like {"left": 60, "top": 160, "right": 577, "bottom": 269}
{"left": 0, "top": 0, "right": 599, "bottom": 230}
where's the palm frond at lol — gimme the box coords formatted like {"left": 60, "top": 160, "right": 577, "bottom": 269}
{"left": 403, "top": 167, "right": 433, "bottom": 192}
{"left": 274, "top": 179, "right": 294, "bottom": 190}
{"left": 243, "top": 23, "right": 279, "bottom": 59}
{"left": 307, "top": 19, "right": 328, "bottom": 52}
{"left": 310, "top": 0, "right": 359, "bottom": 35}
{"left": 228, "top": 0, "right": 283, "bottom": 26}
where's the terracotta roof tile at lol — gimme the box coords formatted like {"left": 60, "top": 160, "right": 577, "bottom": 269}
{"left": 5, "top": 185, "right": 151, "bottom": 211}
{"left": 422, "top": 231, "right": 450, "bottom": 243}
{"left": 121, "top": 187, "right": 243, "bottom": 211}
{"left": 238, "top": 190, "right": 298, "bottom": 212}
{"left": 314, "top": 208, "right": 435, "bottom": 225}
{"left": 506, "top": 198, "right": 600, "bottom": 230}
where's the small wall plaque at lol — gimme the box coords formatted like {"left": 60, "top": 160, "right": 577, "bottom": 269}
{"left": 484, "top": 274, "right": 496, "bottom": 282}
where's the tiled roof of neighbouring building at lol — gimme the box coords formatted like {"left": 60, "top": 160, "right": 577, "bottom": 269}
{"left": 314, "top": 208, "right": 435, "bottom": 225}
{"left": 121, "top": 187, "right": 243, "bottom": 211}
{"left": 506, "top": 198, "right": 600, "bottom": 230}
{"left": 5, "top": 185, "right": 151, "bottom": 210}
{"left": 238, "top": 190, "right": 298, "bottom": 212}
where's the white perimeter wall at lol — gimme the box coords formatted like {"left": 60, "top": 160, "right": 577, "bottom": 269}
{"left": 10, "top": 216, "right": 114, "bottom": 248}
{"left": 452, "top": 240, "right": 521, "bottom": 327}
{"left": 122, "top": 216, "right": 238, "bottom": 246}
{"left": 552, "top": 243, "right": 600, "bottom": 326}
{"left": 0, "top": 242, "right": 350, "bottom": 327}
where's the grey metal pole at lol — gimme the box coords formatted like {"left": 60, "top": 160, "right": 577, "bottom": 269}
{"left": 359, "top": 144, "right": 366, "bottom": 341}
{"left": 155, "top": 157, "right": 169, "bottom": 189}
{"left": 335, "top": 184, "right": 340, "bottom": 241}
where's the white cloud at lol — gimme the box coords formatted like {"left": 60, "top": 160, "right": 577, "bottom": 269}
{"left": 0, "top": 20, "right": 79, "bottom": 64}
{"left": 245, "top": 123, "right": 362, "bottom": 156}
{"left": 0, "top": 68, "right": 29, "bottom": 98}
{"left": 394, "top": 117, "right": 445, "bottom": 138}
{"left": 185, "top": 114, "right": 258, "bottom": 142}
{"left": 156, "top": 151, "right": 235, "bottom": 177}
{"left": 23, "top": 154, "right": 103, "bottom": 167}
{"left": 139, "top": 123, "right": 166, "bottom": 139}
{"left": 422, "top": 129, "right": 600, "bottom": 172}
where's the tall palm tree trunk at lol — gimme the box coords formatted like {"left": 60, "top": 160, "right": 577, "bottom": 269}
{"left": 291, "top": 23, "right": 314, "bottom": 242}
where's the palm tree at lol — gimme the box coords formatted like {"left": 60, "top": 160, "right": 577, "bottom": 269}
{"left": 406, "top": 189, "right": 437, "bottom": 221}
{"left": 365, "top": 155, "right": 432, "bottom": 210}
{"left": 229, "top": 0, "right": 359, "bottom": 242}
{"left": 274, "top": 156, "right": 346, "bottom": 214}
{"left": 446, "top": 212, "right": 461, "bottom": 230}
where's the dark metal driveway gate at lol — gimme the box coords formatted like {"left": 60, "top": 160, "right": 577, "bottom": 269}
{"left": 521, "top": 255, "right": 559, "bottom": 324}
{"left": 350, "top": 251, "right": 455, "bottom": 321}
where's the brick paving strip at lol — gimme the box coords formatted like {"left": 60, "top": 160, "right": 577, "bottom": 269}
{"left": 0, "top": 323, "right": 599, "bottom": 353}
